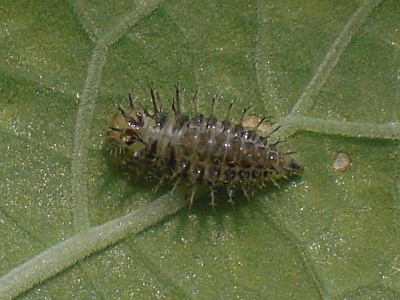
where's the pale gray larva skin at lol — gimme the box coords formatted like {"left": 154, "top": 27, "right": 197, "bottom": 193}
{"left": 107, "top": 86, "right": 303, "bottom": 206}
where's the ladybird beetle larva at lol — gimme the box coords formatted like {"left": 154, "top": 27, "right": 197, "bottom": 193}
{"left": 106, "top": 84, "right": 303, "bottom": 207}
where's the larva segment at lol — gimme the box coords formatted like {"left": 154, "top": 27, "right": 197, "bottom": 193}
{"left": 107, "top": 85, "right": 303, "bottom": 207}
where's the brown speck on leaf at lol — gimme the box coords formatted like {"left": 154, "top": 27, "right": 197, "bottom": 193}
{"left": 333, "top": 152, "right": 351, "bottom": 171}
{"left": 180, "top": 237, "right": 189, "bottom": 245}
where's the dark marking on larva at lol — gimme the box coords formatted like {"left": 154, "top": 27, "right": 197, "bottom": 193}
{"left": 106, "top": 84, "right": 303, "bottom": 208}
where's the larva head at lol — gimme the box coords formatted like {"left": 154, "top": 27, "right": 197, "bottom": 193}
{"left": 272, "top": 151, "right": 304, "bottom": 177}
{"left": 257, "top": 146, "right": 303, "bottom": 179}
{"left": 106, "top": 107, "right": 145, "bottom": 156}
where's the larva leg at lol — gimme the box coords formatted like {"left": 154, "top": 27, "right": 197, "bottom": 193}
{"left": 152, "top": 174, "right": 168, "bottom": 193}
{"left": 209, "top": 187, "right": 217, "bottom": 210}
{"left": 227, "top": 186, "right": 235, "bottom": 205}
{"left": 270, "top": 177, "right": 281, "bottom": 188}
{"left": 170, "top": 177, "right": 181, "bottom": 196}
{"left": 189, "top": 186, "right": 196, "bottom": 209}
{"left": 242, "top": 187, "right": 251, "bottom": 201}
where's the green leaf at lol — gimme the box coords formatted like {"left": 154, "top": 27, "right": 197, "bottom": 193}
{"left": 1, "top": 0, "right": 399, "bottom": 299}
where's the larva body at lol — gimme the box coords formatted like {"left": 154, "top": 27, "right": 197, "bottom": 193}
{"left": 107, "top": 85, "right": 303, "bottom": 206}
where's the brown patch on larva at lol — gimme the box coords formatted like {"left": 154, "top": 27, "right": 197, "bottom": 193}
{"left": 333, "top": 152, "right": 351, "bottom": 171}
{"left": 242, "top": 116, "right": 271, "bottom": 133}
{"left": 106, "top": 84, "right": 303, "bottom": 207}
